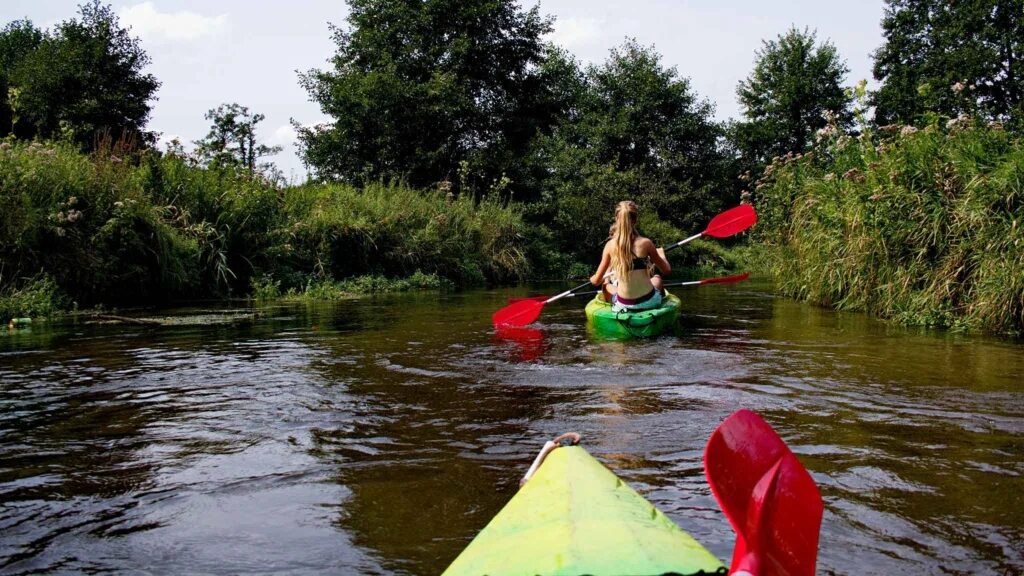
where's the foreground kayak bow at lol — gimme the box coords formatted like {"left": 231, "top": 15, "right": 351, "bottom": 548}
{"left": 443, "top": 410, "right": 822, "bottom": 576}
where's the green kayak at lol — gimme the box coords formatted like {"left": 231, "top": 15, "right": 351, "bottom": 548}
{"left": 442, "top": 442, "right": 725, "bottom": 576}
{"left": 584, "top": 290, "right": 682, "bottom": 339}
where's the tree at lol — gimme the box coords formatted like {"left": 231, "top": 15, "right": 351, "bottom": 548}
{"left": 0, "top": 1, "right": 160, "bottom": 149}
{"left": 296, "top": 0, "right": 554, "bottom": 192}
{"left": 734, "top": 27, "right": 851, "bottom": 165}
{"left": 538, "top": 40, "right": 732, "bottom": 256}
{"left": 194, "top": 103, "right": 281, "bottom": 174}
{"left": 0, "top": 20, "right": 43, "bottom": 139}
{"left": 872, "top": 0, "right": 1023, "bottom": 126}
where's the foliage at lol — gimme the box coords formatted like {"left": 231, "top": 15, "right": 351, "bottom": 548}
{"left": 0, "top": 139, "right": 533, "bottom": 315}
{"left": 733, "top": 27, "right": 851, "bottom": 170}
{"left": 297, "top": 0, "right": 555, "bottom": 193}
{"left": 194, "top": 103, "right": 282, "bottom": 175}
{"left": 872, "top": 0, "right": 1024, "bottom": 128}
{"left": 753, "top": 115, "right": 1024, "bottom": 334}
{"left": 0, "top": 1, "right": 159, "bottom": 149}
{"left": 533, "top": 40, "right": 734, "bottom": 262}
{"left": 272, "top": 180, "right": 530, "bottom": 288}
{"left": 278, "top": 271, "right": 453, "bottom": 302}
{"left": 0, "top": 275, "right": 66, "bottom": 321}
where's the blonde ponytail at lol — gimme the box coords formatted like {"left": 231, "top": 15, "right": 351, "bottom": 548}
{"left": 609, "top": 201, "right": 638, "bottom": 282}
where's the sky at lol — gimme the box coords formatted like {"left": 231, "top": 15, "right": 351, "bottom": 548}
{"left": 1, "top": 0, "right": 887, "bottom": 180}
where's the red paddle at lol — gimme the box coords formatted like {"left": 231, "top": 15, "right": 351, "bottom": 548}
{"left": 704, "top": 409, "right": 823, "bottom": 576}
{"left": 492, "top": 205, "right": 758, "bottom": 327}
{"left": 667, "top": 203, "right": 758, "bottom": 250}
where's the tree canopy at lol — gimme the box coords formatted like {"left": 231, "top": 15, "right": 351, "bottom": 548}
{"left": 872, "top": 0, "right": 1024, "bottom": 126}
{"left": 0, "top": 1, "right": 159, "bottom": 149}
{"left": 297, "top": 0, "right": 555, "bottom": 192}
{"left": 733, "top": 27, "right": 851, "bottom": 166}
{"left": 195, "top": 103, "right": 281, "bottom": 175}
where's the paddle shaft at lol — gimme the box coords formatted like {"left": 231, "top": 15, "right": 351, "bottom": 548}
{"left": 547, "top": 241, "right": 691, "bottom": 303}
{"left": 570, "top": 278, "right": 700, "bottom": 298}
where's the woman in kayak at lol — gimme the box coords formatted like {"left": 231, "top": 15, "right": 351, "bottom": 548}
{"left": 590, "top": 200, "right": 671, "bottom": 311}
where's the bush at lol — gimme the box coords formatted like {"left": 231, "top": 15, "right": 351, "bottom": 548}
{"left": 0, "top": 140, "right": 533, "bottom": 312}
{"left": 753, "top": 117, "right": 1024, "bottom": 334}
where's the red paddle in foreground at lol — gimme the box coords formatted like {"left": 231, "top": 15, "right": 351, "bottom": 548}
{"left": 705, "top": 409, "right": 824, "bottom": 576}
{"left": 492, "top": 205, "right": 758, "bottom": 327}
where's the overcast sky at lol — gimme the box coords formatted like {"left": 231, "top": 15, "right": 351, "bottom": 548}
{"left": 1, "top": 0, "right": 886, "bottom": 180}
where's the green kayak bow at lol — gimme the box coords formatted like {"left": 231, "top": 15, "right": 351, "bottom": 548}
{"left": 442, "top": 410, "right": 823, "bottom": 576}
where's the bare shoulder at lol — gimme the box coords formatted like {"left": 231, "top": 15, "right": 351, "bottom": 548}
{"left": 636, "top": 236, "right": 657, "bottom": 255}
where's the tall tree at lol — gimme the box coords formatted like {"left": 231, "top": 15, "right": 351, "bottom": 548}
{"left": 194, "top": 103, "right": 281, "bottom": 174}
{"left": 3, "top": 1, "right": 160, "bottom": 148}
{"left": 733, "top": 27, "right": 851, "bottom": 165}
{"left": 872, "top": 0, "right": 1024, "bottom": 126}
{"left": 296, "top": 0, "right": 554, "bottom": 192}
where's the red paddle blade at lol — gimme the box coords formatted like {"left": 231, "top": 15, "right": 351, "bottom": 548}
{"left": 703, "top": 204, "right": 757, "bottom": 238}
{"left": 704, "top": 409, "right": 823, "bottom": 576}
{"left": 492, "top": 299, "right": 544, "bottom": 327}
{"left": 700, "top": 272, "right": 751, "bottom": 285}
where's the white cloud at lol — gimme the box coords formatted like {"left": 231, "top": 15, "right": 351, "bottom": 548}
{"left": 267, "top": 124, "right": 298, "bottom": 147}
{"left": 547, "top": 16, "right": 603, "bottom": 52}
{"left": 119, "top": 2, "right": 227, "bottom": 43}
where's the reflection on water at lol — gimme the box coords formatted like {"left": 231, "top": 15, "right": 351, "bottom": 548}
{"left": 1, "top": 280, "right": 1022, "bottom": 574}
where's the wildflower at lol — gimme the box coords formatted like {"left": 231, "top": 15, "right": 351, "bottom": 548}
{"left": 900, "top": 126, "right": 918, "bottom": 137}
{"left": 67, "top": 209, "right": 82, "bottom": 223}
{"left": 68, "top": 196, "right": 78, "bottom": 206}
{"left": 952, "top": 81, "right": 965, "bottom": 94}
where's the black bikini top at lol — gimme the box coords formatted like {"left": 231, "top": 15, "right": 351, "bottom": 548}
{"left": 631, "top": 254, "right": 649, "bottom": 271}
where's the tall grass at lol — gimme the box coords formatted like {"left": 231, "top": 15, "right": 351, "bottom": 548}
{"left": 0, "top": 139, "right": 531, "bottom": 319}
{"left": 753, "top": 117, "right": 1024, "bottom": 334}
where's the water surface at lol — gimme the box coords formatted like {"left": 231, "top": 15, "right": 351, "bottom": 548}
{"left": 1, "top": 280, "right": 1022, "bottom": 574}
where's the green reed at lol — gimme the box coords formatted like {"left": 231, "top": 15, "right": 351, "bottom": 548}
{"left": 753, "top": 118, "right": 1023, "bottom": 334}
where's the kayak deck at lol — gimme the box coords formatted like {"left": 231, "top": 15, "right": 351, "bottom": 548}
{"left": 442, "top": 445, "right": 724, "bottom": 576}
{"left": 584, "top": 290, "right": 682, "bottom": 339}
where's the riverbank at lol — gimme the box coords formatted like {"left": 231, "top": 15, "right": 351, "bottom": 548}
{"left": 0, "top": 139, "right": 743, "bottom": 322}
{"left": 0, "top": 140, "right": 531, "bottom": 319}
{"left": 751, "top": 118, "right": 1024, "bottom": 336}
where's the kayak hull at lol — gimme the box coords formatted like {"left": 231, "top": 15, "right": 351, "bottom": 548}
{"left": 442, "top": 445, "right": 724, "bottom": 576}
{"left": 584, "top": 290, "right": 682, "bottom": 339}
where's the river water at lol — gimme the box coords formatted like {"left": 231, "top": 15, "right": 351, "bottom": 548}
{"left": 1, "top": 279, "right": 1021, "bottom": 575}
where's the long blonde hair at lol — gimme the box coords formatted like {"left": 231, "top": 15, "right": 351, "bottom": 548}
{"left": 609, "top": 200, "right": 639, "bottom": 281}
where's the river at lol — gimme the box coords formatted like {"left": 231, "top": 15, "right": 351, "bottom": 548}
{"left": 1, "top": 279, "right": 1021, "bottom": 574}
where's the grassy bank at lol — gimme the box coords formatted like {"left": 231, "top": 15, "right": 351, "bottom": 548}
{"left": 0, "top": 140, "right": 531, "bottom": 319}
{"left": 752, "top": 117, "right": 1024, "bottom": 335}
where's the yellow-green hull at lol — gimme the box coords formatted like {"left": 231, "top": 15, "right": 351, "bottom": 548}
{"left": 584, "top": 291, "right": 682, "bottom": 339}
{"left": 442, "top": 445, "right": 724, "bottom": 576}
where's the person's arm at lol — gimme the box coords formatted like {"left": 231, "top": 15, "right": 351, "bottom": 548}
{"left": 645, "top": 239, "right": 671, "bottom": 276}
{"left": 590, "top": 244, "right": 612, "bottom": 285}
